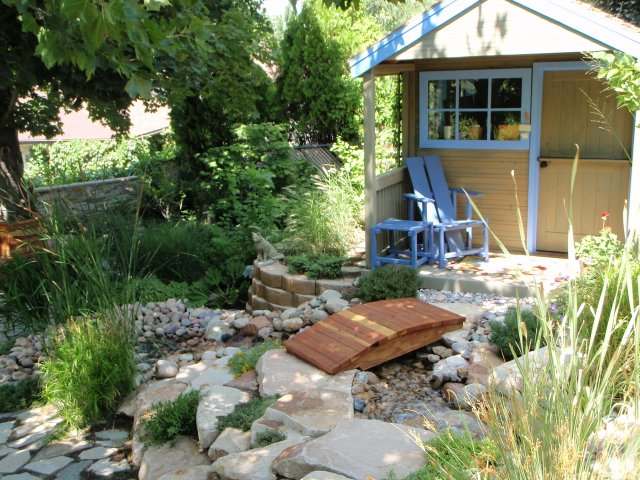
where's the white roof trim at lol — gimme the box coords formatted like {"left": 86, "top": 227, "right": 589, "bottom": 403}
{"left": 350, "top": 0, "right": 640, "bottom": 78}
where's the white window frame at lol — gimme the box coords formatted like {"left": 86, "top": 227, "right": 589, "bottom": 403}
{"left": 419, "top": 68, "right": 532, "bottom": 150}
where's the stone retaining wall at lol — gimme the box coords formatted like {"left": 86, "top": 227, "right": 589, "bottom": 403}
{"left": 35, "top": 176, "right": 141, "bottom": 217}
{"left": 248, "top": 260, "right": 361, "bottom": 311}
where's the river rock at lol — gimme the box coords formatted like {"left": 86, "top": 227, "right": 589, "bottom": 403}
{"left": 156, "top": 359, "right": 178, "bottom": 379}
{"left": 138, "top": 436, "right": 209, "bottom": 480}
{"left": 260, "top": 390, "right": 354, "bottom": 437}
{"left": 197, "top": 386, "right": 251, "bottom": 449}
{"left": 272, "top": 419, "right": 433, "bottom": 479}
{"left": 301, "top": 472, "right": 353, "bottom": 480}
{"left": 212, "top": 438, "right": 304, "bottom": 480}
{"left": 256, "top": 350, "right": 355, "bottom": 397}
{"left": 429, "top": 355, "right": 469, "bottom": 387}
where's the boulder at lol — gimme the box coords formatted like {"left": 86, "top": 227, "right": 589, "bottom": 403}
{"left": 176, "top": 362, "right": 234, "bottom": 390}
{"left": 208, "top": 428, "right": 251, "bottom": 460}
{"left": 134, "top": 379, "right": 187, "bottom": 424}
{"left": 489, "top": 347, "right": 549, "bottom": 395}
{"left": 272, "top": 419, "right": 433, "bottom": 480}
{"left": 212, "top": 438, "right": 304, "bottom": 480}
{"left": 428, "top": 355, "right": 469, "bottom": 388}
{"left": 138, "top": 436, "right": 209, "bottom": 480}
{"left": 206, "top": 320, "right": 235, "bottom": 342}
{"left": 256, "top": 350, "right": 355, "bottom": 397}
{"left": 282, "top": 317, "right": 304, "bottom": 333}
{"left": 441, "top": 328, "right": 472, "bottom": 347}
{"left": 157, "top": 465, "right": 215, "bottom": 480}
{"left": 324, "top": 299, "right": 349, "bottom": 314}
{"left": 467, "top": 345, "right": 503, "bottom": 386}
{"left": 260, "top": 390, "right": 353, "bottom": 437}
{"left": 432, "top": 303, "right": 485, "bottom": 327}
{"left": 319, "top": 290, "right": 341, "bottom": 302}
{"left": 224, "top": 370, "right": 258, "bottom": 394}
{"left": 432, "top": 346, "right": 453, "bottom": 358}
{"left": 309, "top": 310, "right": 328, "bottom": 324}
{"left": 197, "top": 386, "right": 251, "bottom": 449}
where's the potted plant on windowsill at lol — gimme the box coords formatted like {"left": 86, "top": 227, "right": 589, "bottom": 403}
{"left": 460, "top": 117, "right": 483, "bottom": 140}
{"left": 496, "top": 114, "right": 520, "bottom": 141}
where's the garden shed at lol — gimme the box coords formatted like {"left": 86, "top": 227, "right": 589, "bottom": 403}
{"left": 351, "top": 0, "right": 640, "bottom": 261}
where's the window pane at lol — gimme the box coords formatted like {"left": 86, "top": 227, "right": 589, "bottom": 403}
{"left": 491, "top": 111, "right": 521, "bottom": 141}
{"left": 459, "top": 112, "right": 487, "bottom": 140}
{"left": 459, "top": 79, "right": 488, "bottom": 108}
{"left": 428, "top": 80, "right": 456, "bottom": 109}
{"left": 492, "top": 78, "right": 522, "bottom": 108}
{"left": 428, "top": 111, "right": 456, "bottom": 140}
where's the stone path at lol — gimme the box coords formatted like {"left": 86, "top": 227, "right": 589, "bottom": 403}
{"left": 0, "top": 405, "right": 132, "bottom": 479}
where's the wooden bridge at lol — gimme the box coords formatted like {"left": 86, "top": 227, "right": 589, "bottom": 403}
{"left": 284, "top": 298, "right": 464, "bottom": 374}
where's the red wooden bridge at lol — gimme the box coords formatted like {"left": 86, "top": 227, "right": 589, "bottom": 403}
{"left": 284, "top": 298, "right": 464, "bottom": 374}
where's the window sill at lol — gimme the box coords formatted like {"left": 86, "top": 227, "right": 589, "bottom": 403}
{"left": 420, "top": 139, "right": 530, "bottom": 150}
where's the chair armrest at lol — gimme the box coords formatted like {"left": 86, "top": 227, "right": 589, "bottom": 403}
{"left": 403, "top": 193, "right": 434, "bottom": 204}
{"left": 450, "top": 188, "right": 483, "bottom": 197}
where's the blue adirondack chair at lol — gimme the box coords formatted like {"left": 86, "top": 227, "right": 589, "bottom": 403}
{"left": 421, "top": 155, "right": 489, "bottom": 268}
{"left": 370, "top": 159, "right": 436, "bottom": 269}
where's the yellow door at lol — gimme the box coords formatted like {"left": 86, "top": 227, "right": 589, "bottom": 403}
{"left": 536, "top": 71, "right": 632, "bottom": 253}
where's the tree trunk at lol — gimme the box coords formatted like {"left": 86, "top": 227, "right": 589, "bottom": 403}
{"left": 0, "top": 89, "right": 29, "bottom": 222}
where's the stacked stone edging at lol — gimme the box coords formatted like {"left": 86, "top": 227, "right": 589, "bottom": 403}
{"left": 35, "top": 176, "right": 141, "bottom": 217}
{"left": 248, "top": 260, "right": 361, "bottom": 311}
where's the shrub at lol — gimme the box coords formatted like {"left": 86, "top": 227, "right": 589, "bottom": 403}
{"left": 405, "top": 431, "right": 499, "bottom": 480}
{"left": 25, "top": 137, "right": 153, "bottom": 187}
{"left": 228, "top": 341, "right": 281, "bottom": 377}
{"left": 141, "top": 390, "right": 200, "bottom": 445}
{"left": 254, "top": 431, "right": 286, "bottom": 448}
{"left": 576, "top": 229, "right": 623, "bottom": 268}
{"left": 128, "top": 276, "right": 210, "bottom": 307}
{"left": 217, "top": 396, "right": 278, "bottom": 432}
{"left": 356, "top": 265, "right": 419, "bottom": 302}
{"left": 42, "top": 313, "right": 137, "bottom": 427}
{"left": 489, "top": 308, "right": 544, "bottom": 360}
{"left": 287, "top": 254, "right": 346, "bottom": 279}
{"left": 0, "top": 377, "right": 42, "bottom": 413}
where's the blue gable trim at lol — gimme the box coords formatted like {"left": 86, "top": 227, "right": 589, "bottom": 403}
{"left": 349, "top": 0, "right": 479, "bottom": 78}
{"left": 350, "top": 0, "right": 640, "bottom": 78}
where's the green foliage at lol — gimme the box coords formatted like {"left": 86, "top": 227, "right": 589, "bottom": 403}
{"left": 587, "top": 0, "right": 640, "bottom": 26}
{"left": 576, "top": 228, "right": 624, "bottom": 268}
{"left": 403, "top": 431, "right": 498, "bottom": 480}
{"left": 0, "top": 377, "right": 42, "bottom": 413}
{"left": 286, "top": 167, "right": 363, "bottom": 256}
{"left": 254, "top": 430, "right": 286, "bottom": 447}
{"left": 197, "top": 123, "right": 313, "bottom": 230}
{"left": 228, "top": 340, "right": 282, "bottom": 377}
{"left": 489, "top": 308, "right": 544, "bottom": 360}
{"left": 141, "top": 390, "right": 200, "bottom": 445}
{"left": 42, "top": 313, "right": 136, "bottom": 427}
{"left": 25, "top": 138, "right": 152, "bottom": 187}
{"left": 591, "top": 52, "right": 640, "bottom": 114}
{"left": 287, "top": 254, "right": 346, "bottom": 279}
{"left": 356, "top": 265, "right": 419, "bottom": 302}
{"left": 217, "top": 396, "right": 278, "bottom": 432}
{"left": 128, "top": 276, "right": 210, "bottom": 308}
{"left": 276, "top": 1, "right": 362, "bottom": 143}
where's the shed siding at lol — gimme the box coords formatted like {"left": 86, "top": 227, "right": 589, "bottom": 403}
{"left": 393, "top": 0, "right": 607, "bottom": 62}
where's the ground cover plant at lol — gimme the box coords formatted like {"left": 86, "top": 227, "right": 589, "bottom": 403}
{"left": 287, "top": 254, "right": 346, "bottom": 279}
{"left": 489, "top": 307, "right": 544, "bottom": 360}
{"left": 42, "top": 312, "right": 137, "bottom": 428}
{"left": 0, "top": 377, "right": 42, "bottom": 413}
{"left": 216, "top": 396, "right": 278, "bottom": 432}
{"left": 357, "top": 265, "right": 419, "bottom": 302}
{"left": 228, "top": 340, "right": 281, "bottom": 377}
{"left": 141, "top": 390, "right": 200, "bottom": 445}
{"left": 254, "top": 430, "right": 286, "bottom": 447}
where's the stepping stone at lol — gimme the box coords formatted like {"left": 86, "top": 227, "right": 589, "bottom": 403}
{"left": 0, "top": 449, "right": 31, "bottom": 474}
{"left": 24, "top": 455, "right": 73, "bottom": 475}
{"left": 261, "top": 390, "right": 354, "bottom": 437}
{"left": 8, "top": 430, "right": 48, "bottom": 449}
{"left": 212, "top": 438, "right": 305, "bottom": 480}
{"left": 158, "top": 465, "right": 216, "bottom": 480}
{"left": 0, "top": 445, "right": 16, "bottom": 458}
{"left": 256, "top": 350, "right": 355, "bottom": 397}
{"left": 177, "top": 363, "right": 235, "bottom": 390}
{"left": 16, "top": 405, "right": 58, "bottom": 424}
{"left": 95, "top": 429, "right": 129, "bottom": 445}
{"left": 301, "top": 472, "right": 352, "bottom": 480}
{"left": 139, "top": 436, "right": 209, "bottom": 480}
{"left": 0, "top": 420, "right": 15, "bottom": 443}
{"left": 197, "top": 386, "right": 250, "bottom": 449}
{"left": 224, "top": 370, "right": 258, "bottom": 394}
{"left": 2, "top": 474, "right": 40, "bottom": 480}
{"left": 32, "top": 439, "right": 92, "bottom": 461}
{"left": 272, "top": 419, "right": 434, "bottom": 480}
{"left": 208, "top": 428, "right": 251, "bottom": 461}
{"left": 55, "top": 460, "right": 92, "bottom": 480}
{"left": 87, "top": 458, "right": 131, "bottom": 477}
{"left": 78, "top": 446, "right": 118, "bottom": 460}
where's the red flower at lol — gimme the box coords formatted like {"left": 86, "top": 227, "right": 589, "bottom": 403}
{"left": 601, "top": 211, "right": 610, "bottom": 221}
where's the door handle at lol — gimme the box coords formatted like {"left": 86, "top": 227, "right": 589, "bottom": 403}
{"left": 539, "top": 160, "right": 549, "bottom": 168}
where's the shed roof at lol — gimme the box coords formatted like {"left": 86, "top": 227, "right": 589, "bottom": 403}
{"left": 349, "top": 0, "right": 640, "bottom": 78}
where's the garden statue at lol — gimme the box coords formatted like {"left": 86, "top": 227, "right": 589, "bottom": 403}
{"left": 252, "top": 232, "right": 284, "bottom": 262}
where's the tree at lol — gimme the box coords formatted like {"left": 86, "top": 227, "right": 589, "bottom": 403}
{"left": 0, "top": 0, "right": 226, "bottom": 220}
{"left": 588, "top": 0, "right": 640, "bottom": 26}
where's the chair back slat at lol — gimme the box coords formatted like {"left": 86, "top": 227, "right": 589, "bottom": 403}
{"left": 405, "top": 157, "right": 437, "bottom": 222}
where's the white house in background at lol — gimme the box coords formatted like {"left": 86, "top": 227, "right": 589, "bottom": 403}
{"left": 18, "top": 101, "right": 171, "bottom": 160}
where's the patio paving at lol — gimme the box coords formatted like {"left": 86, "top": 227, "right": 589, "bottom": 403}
{"left": 418, "top": 253, "right": 574, "bottom": 297}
